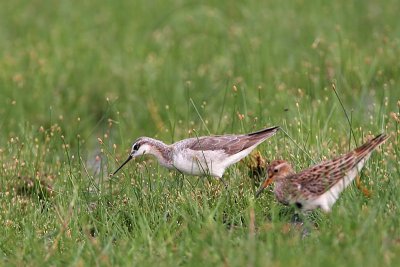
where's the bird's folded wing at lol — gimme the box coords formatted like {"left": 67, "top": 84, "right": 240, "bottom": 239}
{"left": 187, "top": 135, "right": 264, "bottom": 155}
{"left": 293, "top": 154, "right": 357, "bottom": 195}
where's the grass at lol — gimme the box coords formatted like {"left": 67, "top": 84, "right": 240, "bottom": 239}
{"left": 1, "top": 0, "right": 400, "bottom": 266}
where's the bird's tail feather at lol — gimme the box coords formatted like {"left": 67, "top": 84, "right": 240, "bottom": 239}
{"left": 354, "top": 133, "right": 389, "bottom": 157}
{"left": 247, "top": 126, "right": 280, "bottom": 138}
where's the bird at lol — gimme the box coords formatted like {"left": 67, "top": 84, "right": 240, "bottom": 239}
{"left": 256, "top": 133, "right": 389, "bottom": 212}
{"left": 111, "top": 126, "right": 280, "bottom": 180}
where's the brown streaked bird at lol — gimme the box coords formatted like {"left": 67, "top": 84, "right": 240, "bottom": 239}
{"left": 256, "top": 134, "right": 389, "bottom": 212}
{"left": 112, "top": 126, "right": 280, "bottom": 180}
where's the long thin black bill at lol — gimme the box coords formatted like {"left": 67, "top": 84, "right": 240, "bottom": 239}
{"left": 111, "top": 155, "right": 133, "bottom": 176}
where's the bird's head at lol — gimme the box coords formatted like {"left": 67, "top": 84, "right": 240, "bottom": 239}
{"left": 129, "top": 137, "right": 153, "bottom": 158}
{"left": 111, "top": 137, "right": 153, "bottom": 176}
{"left": 255, "top": 160, "right": 293, "bottom": 197}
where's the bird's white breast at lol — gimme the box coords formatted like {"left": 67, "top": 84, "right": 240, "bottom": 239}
{"left": 172, "top": 149, "right": 227, "bottom": 177}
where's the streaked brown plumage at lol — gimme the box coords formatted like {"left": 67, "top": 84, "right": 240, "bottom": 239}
{"left": 256, "top": 134, "right": 389, "bottom": 212}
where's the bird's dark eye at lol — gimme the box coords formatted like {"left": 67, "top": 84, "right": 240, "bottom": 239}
{"left": 133, "top": 143, "right": 140, "bottom": 151}
{"left": 274, "top": 168, "right": 279, "bottom": 173}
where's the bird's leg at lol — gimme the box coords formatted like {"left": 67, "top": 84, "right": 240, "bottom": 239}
{"left": 290, "top": 211, "right": 312, "bottom": 239}
{"left": 178, "top": 173, "right": 185, "bottom": 190}
{"left": 301, "top": 225, "right": 311, "bottom": 239}
{"left": 173, "top": 165, "right": 193, "bottom": 190}
{"left": 219, "top": 176, "right": 228, "bottom": 189}
{"left": 290, "top": 212, "right": 303, "bottom": 224}
{"left": 185, "top": 177, "right": 197, "bottom": 192}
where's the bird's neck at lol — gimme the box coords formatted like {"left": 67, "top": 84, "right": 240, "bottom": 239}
{"left": 273, "top": 173, "right": 292, "bottom": 198}
{"left": 274, "top": 180, "right": 290, "bottom": 205}
{"left": 146, "top": 138, "right": 173, "bottom": 168}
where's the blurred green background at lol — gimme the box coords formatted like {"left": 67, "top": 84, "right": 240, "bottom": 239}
{"left": 0, "top": 0, "right": 399, "bottom": 266}
{"left": 1, "top": 0, "right": 399, "bottom": 141}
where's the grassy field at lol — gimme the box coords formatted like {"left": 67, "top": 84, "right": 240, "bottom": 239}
{"left": 1, "top": 0, "right": 400, "bottom": 266}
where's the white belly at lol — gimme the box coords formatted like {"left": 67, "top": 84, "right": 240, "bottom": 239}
{"left": 172, "top": 150, "right": 226, "bottom": 177}
{"left": 172, "top": 144, "right": 259, "bottom": 178}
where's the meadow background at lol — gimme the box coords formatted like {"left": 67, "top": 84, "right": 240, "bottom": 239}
{"left": 1, "top": 0, "right": 400, "bottom": 266}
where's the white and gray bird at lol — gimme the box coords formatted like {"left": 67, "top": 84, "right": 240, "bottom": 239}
{"left": 112, "top": 126, "right": 280, "bottom": 179}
